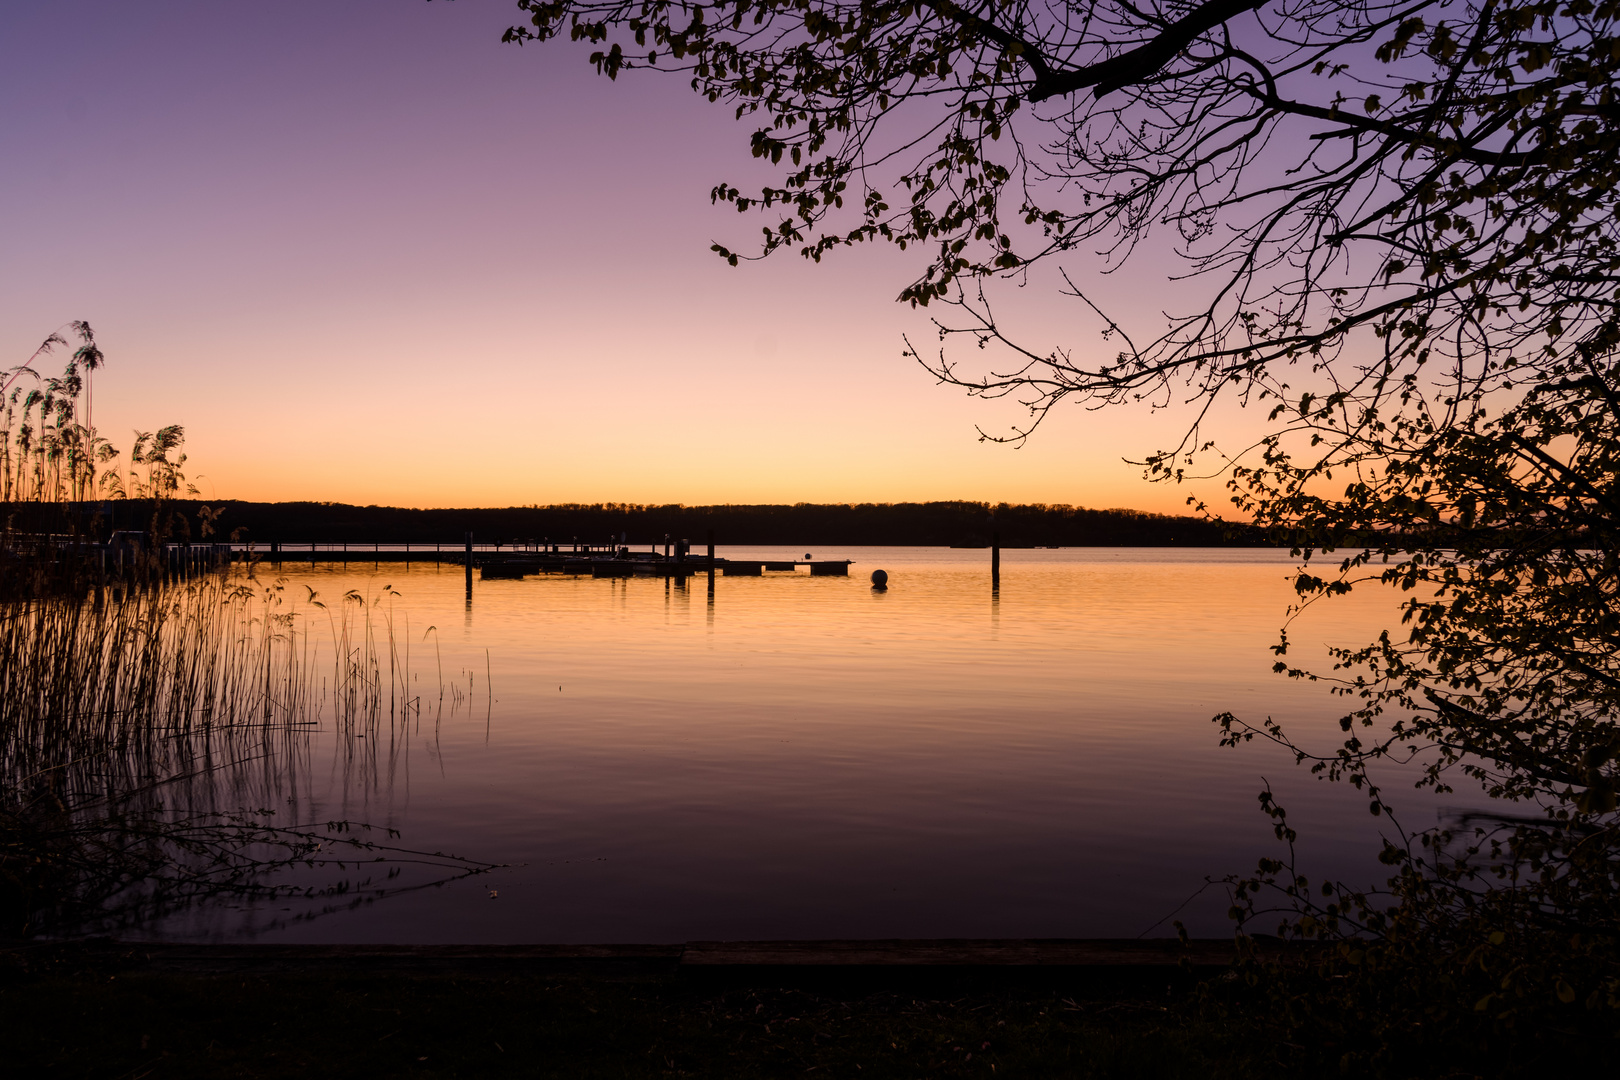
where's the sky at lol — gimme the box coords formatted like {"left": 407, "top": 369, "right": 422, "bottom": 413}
{"left": 1, "top": 0, "right": 1236, "bottom": 513}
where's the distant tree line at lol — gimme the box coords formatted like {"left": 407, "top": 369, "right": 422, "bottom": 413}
{"left": 83, "top": 499, "right": 1264, "bottom": 547}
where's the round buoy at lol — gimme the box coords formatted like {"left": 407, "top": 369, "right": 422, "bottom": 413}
{"left": 805, "top": 553, "right": 812, "bottom": 560}
{"left": 870, "top": 569, "right": 889, "bottom": 589}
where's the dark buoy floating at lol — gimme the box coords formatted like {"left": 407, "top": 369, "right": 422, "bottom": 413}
{"left": 870, "top": 569, "right": 889, "bottom": 589}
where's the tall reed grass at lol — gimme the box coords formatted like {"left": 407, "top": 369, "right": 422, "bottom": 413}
{"left": 0, "top": 323, "right": 495, "bottom": 937}
{"left": 0, "top": 561, "right": 494, "bottom": 939}
{"left": 2, "top": 322, "right": 192, "bottom": 506}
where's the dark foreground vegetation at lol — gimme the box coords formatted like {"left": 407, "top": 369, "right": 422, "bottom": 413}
{"left": 0, "top": 548, "right": 495, "bottom": 939}
{"left": 0, "top": 411, "right": 495, "bottom": 940}
{"left": 0, "top": 972, "right": 1242, "bottom": 1080}
{"left": 66, "top": 499, "right": 1258, "bottom": 548}
{"left": 2, "top": 944, "right": 1614, "bottom": 1079}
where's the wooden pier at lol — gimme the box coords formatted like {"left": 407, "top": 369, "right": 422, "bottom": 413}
{"left": 243, "top": 539, "right": 853, "bottom": 580}
{"left": 12, "top": 535, "right": 853, "bottom": 589}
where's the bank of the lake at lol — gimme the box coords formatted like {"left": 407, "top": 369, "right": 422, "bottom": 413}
{"left": 64, "top": 498, "right": 1264, "bottom": 548}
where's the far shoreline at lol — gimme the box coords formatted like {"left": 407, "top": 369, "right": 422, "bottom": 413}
{"left": 24, "top": 498, "right": 1265, "bottom": 548}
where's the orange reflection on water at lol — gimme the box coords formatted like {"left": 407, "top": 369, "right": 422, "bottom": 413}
{"left": 167, "top": 547, "right": 1479, "bottom": 944}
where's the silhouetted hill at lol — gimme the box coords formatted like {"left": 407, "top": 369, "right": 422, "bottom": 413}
{"left": 73, "top": 500, "right": 1263, "bottom": 547}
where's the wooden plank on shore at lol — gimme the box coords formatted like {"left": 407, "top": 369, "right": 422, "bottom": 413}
{"left": 124, "top": 943, "right": 683, "bottom": 974}
{"left": 47, "top": 938, "right": 1286, "bottom": 974}
{"left": 679, "top": 939, "right": 1250, "bottom": 967}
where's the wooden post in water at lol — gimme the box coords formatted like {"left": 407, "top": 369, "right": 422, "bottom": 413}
{"left": 991, "top": 529, "right": 1001, "bottom": 591}
{"left": 464, "top": 531, "right": 474, "bottom": 600}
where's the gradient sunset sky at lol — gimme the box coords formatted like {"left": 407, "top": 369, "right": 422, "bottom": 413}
{"left": 2, "top": 0, "right": 1240, "bottom": 512}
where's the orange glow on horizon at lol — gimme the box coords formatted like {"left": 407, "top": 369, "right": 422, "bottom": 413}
{"left": 1, "top": 1, "right": 1262, "bottom": 521}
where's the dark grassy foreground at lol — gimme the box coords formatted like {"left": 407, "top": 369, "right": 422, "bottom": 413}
{"left": 0, "top": 956, "right": 1268, "bottom": 1080}
{"left": 7, "top": 946, "right": 1614, "bottom": 1077}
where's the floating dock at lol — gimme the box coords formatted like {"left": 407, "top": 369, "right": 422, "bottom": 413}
{"left": 485, "top": 556, "right": 850, "bottom": 580}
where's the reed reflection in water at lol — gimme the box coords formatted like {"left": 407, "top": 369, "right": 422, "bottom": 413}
{"left": 0, "top": 568, "right": 495, "bottom": 938}
{"left": 154, "top": 547, "right": 1489, "bottom": 943}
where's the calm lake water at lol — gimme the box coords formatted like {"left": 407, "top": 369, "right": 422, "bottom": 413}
{"left": 155, "top": 547, "right": 1483, "bottom": 943}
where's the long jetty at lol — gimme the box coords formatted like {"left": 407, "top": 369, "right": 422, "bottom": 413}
{"left": 11, "top": 533, "right": 854, "bottom": 588}
{"left": 253, "top": 538, "right": 852, "bottom": 579}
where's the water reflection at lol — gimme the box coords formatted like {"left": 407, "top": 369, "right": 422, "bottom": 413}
{"left": 1, "top": 573, "right": 496, "bottom": 939}
{"left": 147, "top": 547, "right": 1490, "bottom": 944}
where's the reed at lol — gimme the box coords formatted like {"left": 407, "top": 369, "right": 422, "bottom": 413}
{"left": 1, "top": 324, "right": 494, "bottom": 937}
{"left": 0, "top": 562, "right": 493, "bottom": 938}
{"left": 1, "top": 323, "right": 192, "bottom": 507}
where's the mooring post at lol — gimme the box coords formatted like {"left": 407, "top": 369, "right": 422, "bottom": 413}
{"left": 991, "top": 529, "right": 1001, "bottom": 592}
{"left": 464, "top": 531, "right": 474, "bottom": 601}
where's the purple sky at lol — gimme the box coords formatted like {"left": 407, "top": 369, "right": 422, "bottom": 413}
{"left": 1, "top": 0, "right": 1218, "bottom": 511}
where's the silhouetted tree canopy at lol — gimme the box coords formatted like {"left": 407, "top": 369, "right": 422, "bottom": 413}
{"left": 501, "top": 0, "right": 1618, "bottom": 427}
{"left": 492, "top": 0, "right": 1620, "bottom": 1041}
